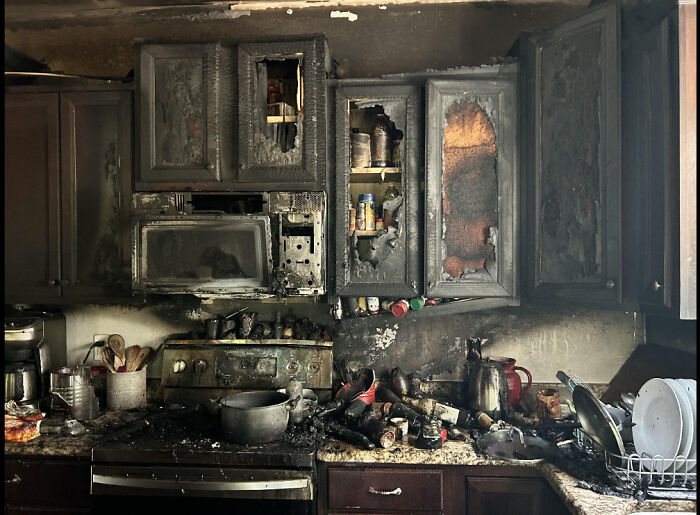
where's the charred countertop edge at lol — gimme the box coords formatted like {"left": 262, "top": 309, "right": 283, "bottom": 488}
{"left": 316, "top": 439, "right": 697, "bottom": 515}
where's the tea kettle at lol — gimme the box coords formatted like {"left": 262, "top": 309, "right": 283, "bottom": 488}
{"left": 465, "top": 337, "right": 512, "bottom": 420}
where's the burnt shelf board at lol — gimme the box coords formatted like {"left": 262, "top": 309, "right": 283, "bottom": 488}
{"left": 266, "top": 115, "right": 298, "bottom": 123}
{"left": 349, "top": 229, "right": 381, "bottom": 237}
{"left": 349, "top": 167, "right": 401, "bottom": 183}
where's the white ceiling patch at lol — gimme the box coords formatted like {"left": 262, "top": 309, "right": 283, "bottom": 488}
{"left": 330, "top": 10, "right": 358, "bottom": 22}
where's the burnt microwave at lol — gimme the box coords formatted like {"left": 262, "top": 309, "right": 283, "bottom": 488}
{"left": 132, "top": 192, "right": 326, "bottom": 297}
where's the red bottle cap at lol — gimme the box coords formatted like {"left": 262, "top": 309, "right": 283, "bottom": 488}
{"left": 391, "top": 300, "right": 409, "bottom": 318}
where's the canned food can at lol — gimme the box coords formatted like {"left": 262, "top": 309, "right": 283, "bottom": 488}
{"left": 351, "top": 132, "right": 371, "bottom": 168}
{"left": 375, "top": 218, "right": 384, "bottom": 231}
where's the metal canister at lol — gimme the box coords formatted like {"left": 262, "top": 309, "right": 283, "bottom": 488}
{"left": 371, "top": 114, "right": 391, "bottom": 167}
{"left": 358, "top": 193, "right": 376, "bottom": 231}
{"left": 351, "top": 132, "right": 371, "bottom": 168}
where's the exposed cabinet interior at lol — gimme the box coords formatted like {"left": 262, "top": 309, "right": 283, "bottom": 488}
{"left": 334, "top": 83, "right": 422, "bottom": 298}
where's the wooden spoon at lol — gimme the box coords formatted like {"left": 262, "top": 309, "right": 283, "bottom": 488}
{"left": 108, "top": 334, "right": 126, "bottom": 369}
{"left": 125, "top": 345, "right": 141, "bottom": 372}
{"left": 132, "top": 346, "right": 153, "bottom": 371}
{"left": 99, "top": 346, "right": 117, "bottom": 373}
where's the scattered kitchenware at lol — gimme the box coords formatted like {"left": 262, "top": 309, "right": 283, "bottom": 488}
{"left": 390, "top": 367, "right": 410, "bottom": 396}
{"left": 663, "top": 378, "right": 694, "bottom": 472}
{"left": 217, "top": 390, "right": 298, "bottom": 444}
{"left": 99, "top": 347, "right": 117, "bottom": 374}
{"left": 535, "top": 388, "right": 562, "bottom": 420}
{"left": 334, "top": 368, "right": 376, "bottom": 404}
{"left": 494, "top": 357, "right": 532, "bottom": 407}
{"left": 632, "top": 378, "right": 683, "bottom": 472}
{"left": 466, "top": 353, "right": 510, "bottom": 420}
{"left": 572, "top": 384, "right": 625, "bottom": 456}
{"left": 675, "top": 378, "right": 697, "bottom": 472}
{"left": 125, "top": 345, "right": 141, "bottom": 372}
{"left": 477, "top": 428, "right": 557, "bottom": 463}
{"left": 107, "top": 334, "right": 126, "bottom": 369}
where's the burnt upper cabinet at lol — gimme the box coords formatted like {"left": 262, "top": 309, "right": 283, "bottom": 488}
{"left": 625, "top": 0, "right": 696, "bottom": 319}
{"left": 4, "top": 87, "right": 133, "bottom": 304}
{"left": 424, "top": 72, "right": 518, "bottom": 300}
{"left": 521, "top": 2, "right": 622, "bottom": 306}
{"left": 5, "top": 93, "right": 62, "bottom": 302}
{"left": 137, "top": 44, "right": 223, "bottom": 187}
{"left": 334, "top": 83, "right": 422, "bottom": 297}
{"left": 237, "top": 38, "right": 328, "bottom": 189}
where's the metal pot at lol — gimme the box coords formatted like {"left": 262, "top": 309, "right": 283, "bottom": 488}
{"left": 218, "top": 391, "right": 299, "bottom": 444}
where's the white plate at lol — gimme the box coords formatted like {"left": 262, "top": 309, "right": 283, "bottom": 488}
{"left": 664, "top": 379, "right": 694, "bottom": 471}
{"left": 675, "top": 378, "right": 697, "bottom": 472}
{"left": 632, "top": 378, "right": 683, "bottom": 471}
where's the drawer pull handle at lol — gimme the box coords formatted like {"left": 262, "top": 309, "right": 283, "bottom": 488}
{"left": 5, "top": 474, "right": 21, "bottom": 484}
{"left": 368, "top": 486, "right": 402, "bottom": 496}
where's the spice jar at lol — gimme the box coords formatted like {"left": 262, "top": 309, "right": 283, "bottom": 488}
{"left": 391, "top": 299, "right": 410, "bottom": 318}
{"left": 367, "top": 297, "right": 379, "bottom": 314}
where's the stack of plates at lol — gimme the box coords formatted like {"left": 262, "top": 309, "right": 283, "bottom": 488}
{"left": 632, "top": 377, "right": 697, "bottom": 472}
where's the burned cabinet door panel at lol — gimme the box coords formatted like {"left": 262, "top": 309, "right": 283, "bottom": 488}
{"left": 334, "top": 83, "right": 422, "bottom": 297}
{"left": 137, "top": 44, "right": 221, "bottom": 185}
{"left": 237, "top": 38, "right": 327, "bottom": 189}
{"left": 424, "top": 76, "right": 518, "bottom": 300}
{"left": 60, "top": 91, "right": 133, "bottom": 298}
{"left": 522, "top": 2, "right": 622, "bottom": 305}
{"left": 4, "top": 93, "right": 62, "bottom": 302}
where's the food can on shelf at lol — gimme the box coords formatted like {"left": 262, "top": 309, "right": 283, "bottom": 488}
{"left": 375, "top": 218, "right": 384, "bottom": 231}
{"left": 349, "top": 207, "right": 356, "bottom": 231}
{"left": 358, "top": 193, "right": 376, "bottom": 231}
{"left": 351, "top": 131, "right": 371, "bottom": 168}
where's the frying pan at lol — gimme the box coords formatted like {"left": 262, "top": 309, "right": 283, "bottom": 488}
{"left": 572, "top": 384, "right": 625, "bottom": 456}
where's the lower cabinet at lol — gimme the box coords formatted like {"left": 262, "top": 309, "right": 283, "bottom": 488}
{"left": 4, "top": 457, "right": 92, "bottom": 514}
{"left": 318, "top": 463, "right": 570, "bottom": 515}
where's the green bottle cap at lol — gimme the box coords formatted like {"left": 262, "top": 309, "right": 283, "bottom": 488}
{"left": 409, "top": 298, "right": 424, "bottom": 310}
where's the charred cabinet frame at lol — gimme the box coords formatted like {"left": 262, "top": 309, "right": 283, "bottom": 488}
{"left": 137, "top": 44, "right": 222, "bottom": 186}
{"left": 521, "top": 2, "right": 622, "bottom": 306}
{"left": 237, "top": 38, "right": 328, "bottom": 189}
{"left": 424, "top": 75, "right": 518, "bottom": 300}
{"left": 333, "top": 83, "right": 422, "bottom": 297}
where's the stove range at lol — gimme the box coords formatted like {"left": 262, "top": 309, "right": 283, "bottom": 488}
{"left": 90, "top": 406, "right": 317, "bottom": 514}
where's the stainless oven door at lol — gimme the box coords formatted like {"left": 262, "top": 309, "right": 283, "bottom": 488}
{"left": 91, "top": 465, "right": 312, "bottom": 500}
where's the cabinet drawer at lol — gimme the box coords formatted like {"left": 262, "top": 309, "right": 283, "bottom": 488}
{"left": 4, "top": 458, "right": 91, "bottom": 508}
{"left": 327, "top": 467, "right": 442, "bottom": 511}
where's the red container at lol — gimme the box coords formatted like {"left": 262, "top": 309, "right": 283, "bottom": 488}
{"left": 391, "top": 299, "right": 409, "bottom": 318}
{"left": 495, "top": 357, "right": 532, "bottom": 406}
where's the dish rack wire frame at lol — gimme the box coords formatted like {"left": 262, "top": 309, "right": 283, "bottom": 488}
{"left": 574, "top": 428, "right": 697, "bottom": 490}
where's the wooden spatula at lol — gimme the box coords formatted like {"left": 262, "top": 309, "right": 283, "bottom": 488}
{"left": 99, "top": 346, "right": 117, "bottom": 373}
{"left": 125, "top": 345, "right": 141, "bottom": 372}
{"left": 108, "top": 334, "right": 126, "bottom": 369}
{"left": 132, "top": 346, "right": 153, "bottom": 371}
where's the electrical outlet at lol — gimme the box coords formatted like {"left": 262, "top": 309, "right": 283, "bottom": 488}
{"left": 92, "top": 334, "right": 110, "bottom": 361}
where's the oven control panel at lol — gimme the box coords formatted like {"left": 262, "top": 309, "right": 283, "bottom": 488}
{"left": 161, "top": 341, "right": 332, "bottom": 389}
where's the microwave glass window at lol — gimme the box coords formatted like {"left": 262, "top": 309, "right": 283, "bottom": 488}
{"left": 141, "top": 222, "right": 270, "bottom": 288}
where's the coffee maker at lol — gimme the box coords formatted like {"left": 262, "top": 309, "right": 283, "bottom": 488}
{"left": 4, "top": 310, "right": 66, "bottom": 409}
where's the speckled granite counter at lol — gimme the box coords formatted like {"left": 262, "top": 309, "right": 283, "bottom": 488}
{"left": 317, "top": 438, "right": 697, "bottom": 515}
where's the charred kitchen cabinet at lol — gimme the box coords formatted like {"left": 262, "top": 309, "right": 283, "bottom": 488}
{"left": 5, "top": 87, "right": 133, "bottom": 304}
{"left": 136, "top": 37, "right": 329, "bottom": 191}
{"left": 624, "top": 0, "right": 696, "bottom": 319}
{"left": 521, "top": 2, "right": 622, "bottom": 307}
{"left": 424, "top": 72, "right": 518, "bottom": 299}
{"left": 334, "top": 83, "right": 422, "bottom": 297}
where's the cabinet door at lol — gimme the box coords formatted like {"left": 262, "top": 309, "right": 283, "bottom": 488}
{"left": 424, "top": 76, "right": 518, "bottom": 301}
{"left": 4, "top": 93, "right": 62, "bottom": 302}
{"left": 624, "top": 5, "right": 678, "bottom": 313}
{"left": 137, "top": 44, "right": 221, "bottom": 186}
{"left": 60, "top": 90, "right": 133, "bottom": 298}
{"left": 334, "top": 83, "right": 422, "bottom": 297}
{"left": 466, "top": 477, "right": 568, "bottom": 515}
{"left": 522, "top": 2, "right": 621, "bottom": 306}
{"left": 237, "top": 38, "right": 327, "bottom": 189}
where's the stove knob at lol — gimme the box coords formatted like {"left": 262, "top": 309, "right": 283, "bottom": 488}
{"left": 172, "top": 360, "right": 187, "bottom": 373}
{"left": 194, "top": 359, "right": 208, "bottom": 374}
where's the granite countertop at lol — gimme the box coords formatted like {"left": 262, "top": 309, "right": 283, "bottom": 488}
{"left": 317, "top": 438, "right": 697, "bottom": 515}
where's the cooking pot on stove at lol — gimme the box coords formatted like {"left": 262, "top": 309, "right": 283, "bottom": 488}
{"left": 216, "top": 391, "right": 300, "bottom": 444}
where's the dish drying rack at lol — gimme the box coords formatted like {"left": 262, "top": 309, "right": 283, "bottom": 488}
{"left": 574, "top": 428, "right": 696, "bottom": 499}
